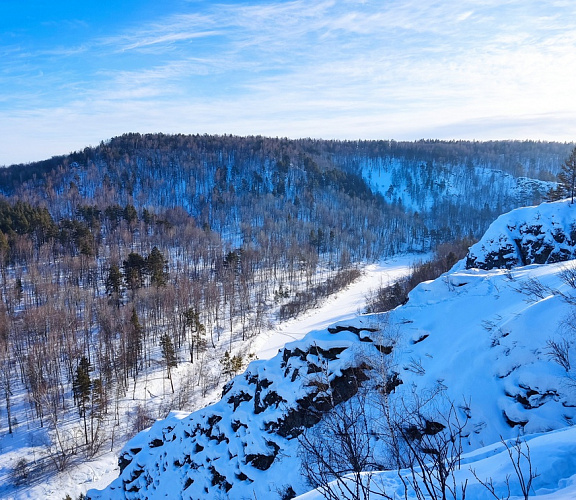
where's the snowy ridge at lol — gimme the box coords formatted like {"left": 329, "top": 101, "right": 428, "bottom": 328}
{"left": 90, "top": 202, "right": 576, "bottom": 499}
{"left": 88, "top": 325, "right": 390, "bottom": 499}
{"left": 466, "top": 199, "right": 576, "bottom": 269}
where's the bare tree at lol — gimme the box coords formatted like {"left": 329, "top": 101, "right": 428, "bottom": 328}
{"left": 299, "top": 385, "right": 391, "bottom": 500}
{"left": 471, "top": 436, "right": 538, "bottom": 500}
{"left": 388, "top": 391, "right": 469, "bottom": 500}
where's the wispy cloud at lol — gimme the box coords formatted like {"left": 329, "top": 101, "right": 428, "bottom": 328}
{"left": 1, "top": 0, "right": 576, "bottom": 165}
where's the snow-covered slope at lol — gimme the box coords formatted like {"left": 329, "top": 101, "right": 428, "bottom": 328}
{"left": 466, "top": 199, "right": 576, "bottom": 269}
{"left": 296, "top": 426, "right": 576, "bottom": 500}
{"left": 89, "top": 202, "right": 576, "bottom": 500}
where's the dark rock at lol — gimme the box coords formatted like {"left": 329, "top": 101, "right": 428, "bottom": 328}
{"left": 375, "top": 344, "right": 394, "bottom": 354}
{"left": 253, "top": 378, "right": 275, "bottom": 414}
{"left": 306, "top": 362, "right": 323, "bottom": 374}
{"left": 268, "top": 364, "right": 371, "bottom": 439}
{"left": 235, "top": 471, "right": 253, "bottom": 483}
{"left": 245, "top": 441, "right": 279, "bottom": 471}
{"left": 183, "top": 477, "right": 194, "bottom": 489}
{"left": 118, "top": 448, "right": 141, "bottom": 474}
{"left": 231, "top": 419, "right": 248, "bottom": 432}
{"left": 412, "top": 334, "right": 429, "bottom": 344}
{"left": 228, "top": 390, "right": 253, "bottom": 411}
{"left": 503, "top": 410, "right": 528, "bottom": 428}
{"left": 207, "top": 414, "right": 222, "bottom": 427}
{"left": 209, "top": 466, "right": 232, "bottom": 492}
{"left": 149, "top": 438, "right": 164, "bottom": 448}
{"left": 327, "top": 325, "right": 378, "bottom": 336}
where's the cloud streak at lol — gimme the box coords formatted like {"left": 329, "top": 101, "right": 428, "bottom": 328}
{"left": 1, "top": 0, "right": 576, "bottom": 165}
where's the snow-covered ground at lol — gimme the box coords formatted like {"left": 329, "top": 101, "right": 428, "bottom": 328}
{"left": 85, "top": 199, "right": 576, "bottom": 500}
{"left": 91, "top": 256, "right": 576, "bottom": 500}
{"left": 0, "top": 255, "right": 419, "bottom": 500}
{"left": 13, "top": 194, "right": 576, "bottom": 500}
{"left": 296, "top": 425, "right": 576, "bottom": 500}
{"left": 251, "top": 254, "right": 422, "bottom": 361}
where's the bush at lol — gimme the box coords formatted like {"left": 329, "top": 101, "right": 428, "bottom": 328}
{"left": 10, "top": 457, "right": 29, "bottom": 486}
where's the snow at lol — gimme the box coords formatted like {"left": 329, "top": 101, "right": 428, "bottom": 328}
{"left": 295, "top": 427, "right": 576, "bottom": 500}
{"left": 251, "top": 254, "right": 422, "bottom": 361}
{"left": 466, "top": 199, "right": 576, "bottom": 269}
{"left": 7, "top": 202, "right": 576, "bottom": 500}
{"left": 0, "top": 255, "right": 419, "bottom": 499}
{"left": 88, "top": 248, "right": 576, "bottom": 499}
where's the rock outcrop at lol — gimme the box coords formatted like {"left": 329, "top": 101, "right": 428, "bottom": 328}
{"left": 466, "top": 200, "right": 576, "bottom": 270}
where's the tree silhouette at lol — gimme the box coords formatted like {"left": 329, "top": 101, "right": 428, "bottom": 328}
{"left": 123, "top": 252, "right": 146, "bottom": 290}
{"left": 105, "top": 264, "right": 123, "bottom": 306}
{"left": 160, "top": 334, "right": 177, "bottom": 393}
{"left": 551, "top": 146, "right": 576, "bottom": 203}
{"left": 147, "top": 246, "right": 168, "bottom": 287}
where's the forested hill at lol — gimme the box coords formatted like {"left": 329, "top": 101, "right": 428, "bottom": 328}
{"left": 0, "top": 134, "right": 571, "bottom": 259}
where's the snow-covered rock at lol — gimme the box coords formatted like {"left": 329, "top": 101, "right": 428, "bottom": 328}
{"left": 466, "top": 199, "right": 576, "bottom": 270}
{"left": 88, "top": 326, "right": 390, "bottom": 499}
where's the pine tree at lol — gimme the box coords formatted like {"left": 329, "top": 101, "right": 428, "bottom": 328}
{"left": 183, "top": 307, "right": 206, "bottom": 363}
{"left": 105, "top": 264, "right": 123, "bottom": 306}
{"left": 123, "top": 252, "right": 146, "bottom": 290}
{"left": 160, "top": 333, "right": 177, "bottom": 393}
{"left": 552, "top": 146, "right": 576, "bottom": 203}
{"left": 220, "top": 351, "right": 243, "bottom": 379}
{"left": 147, "top": 246, "right": 168, "bottom": 287}
{"left": 73, "top": 356, "right": 91, "bottom": 444}
{"left": 90, "top": 377, "right": 106, "bottom": 450}
{"left": 128, "top": 308, "right": 144, "bottom": 375}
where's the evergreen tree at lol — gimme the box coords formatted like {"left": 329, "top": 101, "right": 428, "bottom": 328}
{"left": 73, "top": 356, "right": 91, "bottom": 444}
{"left": 123, "top": 252, "right": 146, "bottom": 290}
{"left": 160, "top": 333, "right": 177, "bottom": 393}
{"left": 105, "top": 264, "right": 123, "bottom": 306}
{"left": 128, "top": 308, "right": 144, "bottom": 375}
{"left": 123, "top": 204, "right": 138, "bottom": 224}
{"left": 220, "top": 351, "right": 243, "bottom": 379}
{"left": 147, "top": 246, "right": 168, "bottom": 287}
{"left": 551, "top": 146, "right": 576, "bottom": 203}
{"left": 90, "top": 377, "right": 106, "bottom": 449}
{"left": 183, "top": 307, "right": 206, "bottom": 363}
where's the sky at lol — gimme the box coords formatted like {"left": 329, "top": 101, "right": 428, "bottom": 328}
{"left": 1, "top": 0, "right": 576, "bottom": 166}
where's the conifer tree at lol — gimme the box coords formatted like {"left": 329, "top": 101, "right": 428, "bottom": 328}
{"left": 550, "top": 146, "right": 576, "bottom": 203}
{"left": 123, "top": 252, "right": 146, "bottom": 290}
{"left": 105, "top": 264, "right": 123, "bottom": 307}
{"left": 147, "top": 246, "right": 168, "bottom": 287}
{"left": 129, "top": 308, "right": 144, "bottom": 370}
{"left": 73, "top": 356, "right": 91, "bottom": 444}
{"left": 160, "top": 333, "right": 177, "bottom": 393}
{"left": 183, "top": 307, "right": 206, "bottom": 363}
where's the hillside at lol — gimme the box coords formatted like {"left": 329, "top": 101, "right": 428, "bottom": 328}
{"left": 88, "top": 200, "right": 576, "bottom": 499}
{"left": 0, "top": 137, "right": 573, "bottom": 499}
{"left": 0, "top": 135, "right": 569, "bottom": 249}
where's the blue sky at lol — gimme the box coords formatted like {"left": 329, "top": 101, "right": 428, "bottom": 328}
{"left": 1, "top": 0, "right": 576, "bottom": 165}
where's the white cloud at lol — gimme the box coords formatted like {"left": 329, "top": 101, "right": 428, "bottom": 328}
{"left": 2, "top": 0, "right": 576, "bottom": 165}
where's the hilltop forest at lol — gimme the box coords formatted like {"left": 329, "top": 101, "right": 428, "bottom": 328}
{"left": 0, "top": 134, "right": 571, "bottom": 473}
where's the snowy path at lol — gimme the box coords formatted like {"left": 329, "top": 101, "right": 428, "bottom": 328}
{"left": 252, "top": 254, "right": 421, "bottom": 360}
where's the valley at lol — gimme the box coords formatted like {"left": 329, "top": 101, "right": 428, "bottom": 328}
{"left": 0, "top": 135, "right": 574, "bottom": 499}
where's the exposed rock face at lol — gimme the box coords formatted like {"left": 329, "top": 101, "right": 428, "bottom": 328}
{"left": 466, "top": 200, "right": 576, "bottom": 270}
{"left": 88, "top": 326, "right": 391, "bottom": 500}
